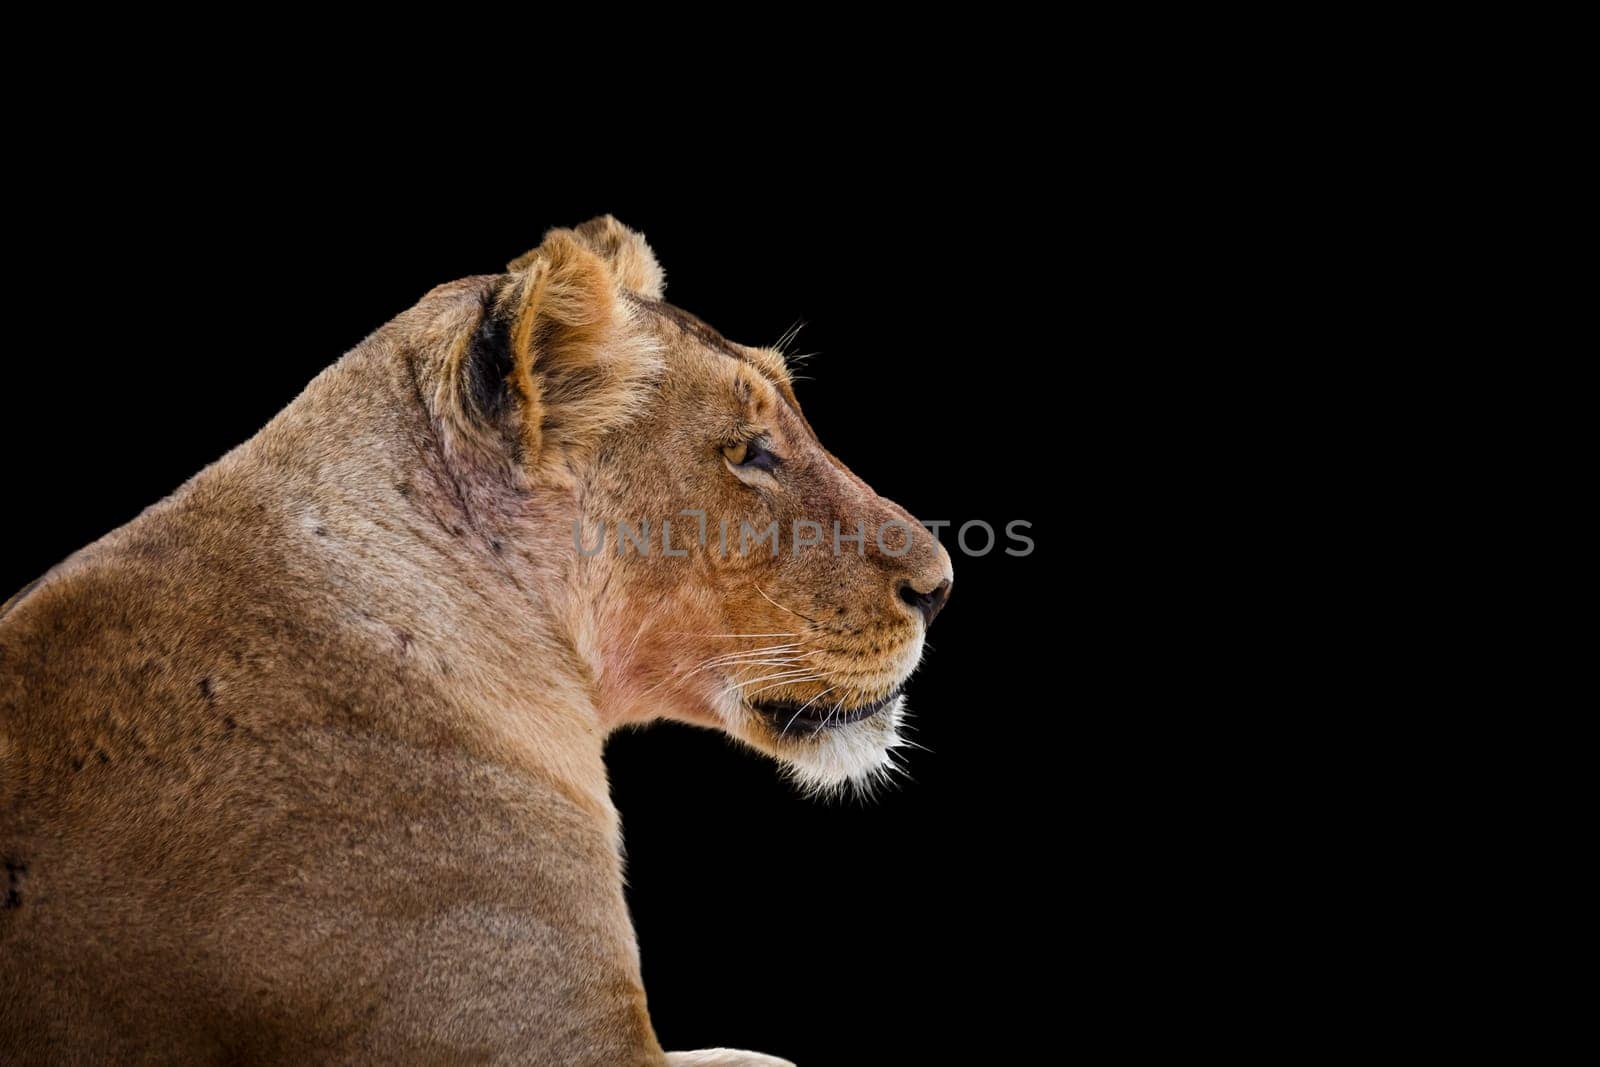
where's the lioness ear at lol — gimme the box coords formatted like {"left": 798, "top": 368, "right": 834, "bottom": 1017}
{"left": 510, "top": 215, "right": 665, "bottom": 301}
{"left": 459, "top": 229, "right": 660, "bottom": 477}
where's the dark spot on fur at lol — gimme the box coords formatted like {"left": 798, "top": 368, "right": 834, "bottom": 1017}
{"left": 199, "top": 677, "right": 215, "bottom": 705}
{"left": 626, "top": 293, "right": 802, "bottom": 412}
{"left": 396, "top": 482, "right": 412, "bottom": 498}
{"left": 95, "top": 749, "right": 109, "bottom": 764}
{"left": 627, "top": 295, "right": 744, "bottom": 360}
{"left": 224, "top": 716, "right": 237, "bottom": 732}
{"left": 315, "top": 526, "right": 328, "bottom": 537}
{"left": 465, "top": 285, "right": 515, "bottom": 419}
{"left": 72, "top": 757, "right": 84, "bottom": 772}
{"left": 3, "top": 859, "right": 25, "bottom": 909}
{"left": 491, "top": 539, "right": 503, "bottom": 554}
{"left": 395, "top": 630, "right": 413, "bottom": 653}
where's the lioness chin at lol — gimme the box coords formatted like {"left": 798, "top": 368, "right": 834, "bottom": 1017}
{"left": 0, "top": 216, "right": 950, "bottom": 1064}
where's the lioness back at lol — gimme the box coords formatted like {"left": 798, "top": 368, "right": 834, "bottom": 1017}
{"left": 0, "top": 341, "right": 656, "bottom": 1064}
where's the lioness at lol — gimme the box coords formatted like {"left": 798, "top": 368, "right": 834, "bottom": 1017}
{"left": 0, "top": 217, "right": 951, "bottom": 1064}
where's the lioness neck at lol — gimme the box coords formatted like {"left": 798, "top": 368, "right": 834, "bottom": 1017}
{"left": 174, "top": 320, "right": 612, "bottom": 812}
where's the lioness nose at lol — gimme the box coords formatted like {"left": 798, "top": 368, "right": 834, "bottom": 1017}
{"left": 897, "top": 578, "right": 951, "bottom": 626}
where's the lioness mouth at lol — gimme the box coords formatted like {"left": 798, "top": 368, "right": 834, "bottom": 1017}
{"left": 753, "top": 686, "right": 903, "bottom": 732}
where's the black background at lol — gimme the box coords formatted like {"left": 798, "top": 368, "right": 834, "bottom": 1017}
{"left": 5, "top": 157, "right": 1128, "bottom": 1064}
{"left": 0, "top": 45, "right": 1438, "bottom": 1065}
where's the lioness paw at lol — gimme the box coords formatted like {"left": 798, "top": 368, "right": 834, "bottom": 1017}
{"left": 665, "top": 1050, "right": 796, "bottom": 1067}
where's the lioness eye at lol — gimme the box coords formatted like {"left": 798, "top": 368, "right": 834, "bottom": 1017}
{"left": 722, "top": 438, "right": 778, "bottom": 472}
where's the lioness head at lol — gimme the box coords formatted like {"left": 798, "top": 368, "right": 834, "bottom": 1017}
{"left": 430, "top": 216, "right": 952, "bottom": 796}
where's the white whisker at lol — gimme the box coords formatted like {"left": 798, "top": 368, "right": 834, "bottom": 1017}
{"left": 755, "top": 585, "right": 817, "bottom": 623}
{"left": 665, "top": 631, "right": 805, "bottom": 639}
{"left": 782, "top": 685, "right": 838, "bottom": 734}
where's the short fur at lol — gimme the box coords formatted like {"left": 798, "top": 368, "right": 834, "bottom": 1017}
{"left": 0, "top": 217, "right": 951, "bottom": 1064}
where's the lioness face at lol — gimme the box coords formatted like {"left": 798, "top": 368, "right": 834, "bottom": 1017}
{"left": 581, "top": 296, "right": 952, "bottom": 796}
{"left": 465, "top": 217, "right": 952, "bottom": 796}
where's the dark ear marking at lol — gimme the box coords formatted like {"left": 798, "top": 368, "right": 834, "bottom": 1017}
{"left": 464, "top": 278, "right": 514, "bottom": 419}
{"left": 450, "top": 227, "right": 661, "bottom": 476}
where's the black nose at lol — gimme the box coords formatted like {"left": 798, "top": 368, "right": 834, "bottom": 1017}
{"left": 898, "top": 578, "right": 951, "bottom": 625}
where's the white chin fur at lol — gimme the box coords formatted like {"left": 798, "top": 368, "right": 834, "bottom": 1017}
{"left": 774, "top": 694, "right": 910, "bottom": 801}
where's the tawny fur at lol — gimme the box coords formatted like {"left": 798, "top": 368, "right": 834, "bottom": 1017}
{"left": 0, "top": 217, "right": 948, "bottom": 1064}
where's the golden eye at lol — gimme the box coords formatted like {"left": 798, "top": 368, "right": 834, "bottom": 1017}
{"left": 721, "top": 438, "right": 780, "bottom": 472}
